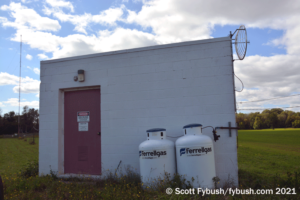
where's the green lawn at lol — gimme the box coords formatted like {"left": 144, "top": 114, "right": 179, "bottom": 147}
{"left": 0, "top": 129, "right": 299, "bottom": 199}
{"left": 238, "top": 128, "right": 300, "bottom": 179}
{"left": 0, "top": 137, "right": 39, "bottom": 176}
{"left": 1, "top": 129, "right": 299, "bottom": 179}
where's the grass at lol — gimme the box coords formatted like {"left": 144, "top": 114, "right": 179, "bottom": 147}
{"left": 237, "top": 128, "right": 300, "bottom": 199}
{"left": 0, "top": 137, "right": 39, "bottom": 176}
{"left": 238, "top": 128, "right": 300, "bottom": 178}
{"left": 0, "top": 129, "right": 299, "bottom": 199}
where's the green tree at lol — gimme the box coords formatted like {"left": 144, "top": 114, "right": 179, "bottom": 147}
{"left": 253, "top": 116, "right": 262, "bottom": 129}
{"left": 0, "top": 108, "right": 3, "bottom": 135}
{"left": 21, "top": 106, "right": 39, "bottom": 133}
{"left": 249, "top": 112, "right": 260, "bottom": 129}
{"left": 235, "top": 109, "right": 299, "bottom": 130}
{"left": 271, "top": 108, "right": 284, "bottom": 115}
{"left": 278, "top": 112, "right": 288, "bottom": 127}
{"left": 236, "top": 113, "right": 246, "bottom": 129}
{"left": 2, "top": 111, "right": 18, "bottom": 134}
{"left": 286, "top": 115, "right": 295, "bottom": 127}
{"left": 292, "top": 120, "right": 300, "bottom": 128}
{"left": 22, "top": 106, "right": 29, "bottom": 133}
{"left": 269, "top": 112, "right": 278, "bottom": 129}
{"left": 0, "top": 107, "right": 39, "bottom": 135}
{"left": 28, "top": 108, "right": 39, "bottom": 132}
{"left": 243, "top": 118, "right": 250, "bottom": 129}
{"left": 239, "top": 122, "right": 245, "bottom": 129}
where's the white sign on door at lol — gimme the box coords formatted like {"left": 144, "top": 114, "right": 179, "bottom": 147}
{"left": 77, "top": 111, "right": 90, "bottom": 122}
{"left": 78, "top": 122, "right": 88, "bottom": 131}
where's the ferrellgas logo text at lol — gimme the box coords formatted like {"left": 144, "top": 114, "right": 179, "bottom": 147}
{"left": 139, "top": 150, "right": 167, "bottom": 158}
{"left": 180, "top": 147, "right": 212, "bottom": 156}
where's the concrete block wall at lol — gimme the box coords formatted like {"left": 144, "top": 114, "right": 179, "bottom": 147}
{"left": 39, "top": 36, "right": 238, "bottom": 186}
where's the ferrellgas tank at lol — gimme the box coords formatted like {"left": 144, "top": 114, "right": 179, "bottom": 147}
{"left": 176, "top": 124, "right": 216, "bottom": 189}
{"left": 139, "top": 128, "right": 176, "bottom": 185}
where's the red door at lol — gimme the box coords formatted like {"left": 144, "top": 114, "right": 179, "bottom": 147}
{"left": 64, "top": 89, "right": 101, "bottom": 175}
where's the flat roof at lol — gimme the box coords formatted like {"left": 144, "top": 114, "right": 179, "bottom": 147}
{"left": 41, "top": 36, "right": 230, "bottom": 64}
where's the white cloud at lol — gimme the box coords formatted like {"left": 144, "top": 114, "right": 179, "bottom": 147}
{"left": 49, "top": 11, "right": 92, "bottom": 34}
{"left": 6, "top": 0, "right": 298, "bottom": 61}
{"left": 0, "top": 102, "right": 5, "bottom": 107}
{"left": 26, "top": 54, "right": 32, "bottom": 60}
{"left": 43, "top": 6, "right": 124, "bottom": 34}
{"left": 0, "top": 2, "right": 61, "bottom": 31}
{"left": 123, "top": 0, "right": 300, "bottom": 44}
{"left": 5, "top": 26, "right": 156, "bottom": 59}
{"left": 37, "top": 53, "right": 49, "bottom": 60}
{"left": 92, "top": 6, "right": 125, "bottom": 26}
{"left": 2, "top": 0, "right": 300, "bottom": 59}
{"left": 13, "top": 82, "right": 39, "bottom": 94}
{"left": 235, "top": 54, "right": 300, "bottom": 112}
{"left": 268, "top": 17, "right": 300, "bottom": 55}
{"left": 0, "top": 72, "right": 40, "bottom": 94}
{"left": 121, "top": 0, "right": 300, "bottom": 112}
{"left": 2, "top": 98, "right": 39, "bottom": 108}
{"left": 33, "top": 68, "right": 40, "bottom": 75}
{"left": 0, "top": 72, "right": 21, "bottom": 85}
{"left": 0, "top": 16, "right": 8, "bottom": 24}
{"left": 1, "top": 0, "right": 300, "bottom": 112}
{"left": 26, "top": 66, "right": 40, "bottom": 75}
{"left": 45, "top": 0, "right": 74, "bottom": 12}
{"left": 51, "top": 28, "right": 157, "bottom": 58}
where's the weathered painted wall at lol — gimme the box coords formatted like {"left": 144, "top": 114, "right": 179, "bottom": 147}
{"left": 39, "top": 36, "right": 238, "bottom": 186}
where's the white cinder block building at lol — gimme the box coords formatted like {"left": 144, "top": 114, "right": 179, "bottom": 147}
{"left": 39, "top": 36, "right": 238, "bottom": 186}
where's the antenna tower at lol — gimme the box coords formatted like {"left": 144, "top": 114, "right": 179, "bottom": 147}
{"left": 18, "top": 35, "right": 22, "bottom": 136}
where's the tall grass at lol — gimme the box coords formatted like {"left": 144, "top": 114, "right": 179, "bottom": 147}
{"left": 1, "top": 129, "right": 300, "bottom": 199}
{"left": 2, "top": 163, "right": 299, "bottom": 199}
{"left": 2, "top": 164, "right": 192, "bottom": 199}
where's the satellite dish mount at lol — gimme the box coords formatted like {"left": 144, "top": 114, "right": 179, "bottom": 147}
{"left": 231, "top": 25, "right": 249, "bottom": 60}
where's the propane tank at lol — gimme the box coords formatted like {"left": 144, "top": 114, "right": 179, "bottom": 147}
{"left": 139, "top": 128, "right": 176, "bottom": 185}
{"left": 176, "top": 124, "right": 216, "bottom": 188}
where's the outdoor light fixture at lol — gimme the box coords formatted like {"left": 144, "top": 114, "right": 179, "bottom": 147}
{"left": 78, "top": 69, "right": 85, "bottom": 82}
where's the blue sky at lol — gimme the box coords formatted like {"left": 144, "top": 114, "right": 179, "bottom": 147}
{"left": 0, "top": 0, "right": 299, "bottom": 115}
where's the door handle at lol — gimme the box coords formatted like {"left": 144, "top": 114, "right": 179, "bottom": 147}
{"left": 97, "top": 132, "right": 101, "bottom": 136}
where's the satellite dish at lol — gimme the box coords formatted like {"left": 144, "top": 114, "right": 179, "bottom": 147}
{"left": 231, "top": 25, "right": 248, "bottom": 60}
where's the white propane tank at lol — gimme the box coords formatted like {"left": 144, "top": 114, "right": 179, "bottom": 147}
{"left": 139, "top": 128, "right": 176, "bottom": 185}
{"left": 176, "top": 124, "right": 216, "bottom": 189}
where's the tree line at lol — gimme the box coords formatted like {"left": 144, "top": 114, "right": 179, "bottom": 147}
{"left": 1, "top": 106, "right": 300, "bottom": 133}
{"left": 0, "top": 106, "right": 39, "bottom": 135}
{"left": 236, "top": 108, "right": 300, "bottom": 129}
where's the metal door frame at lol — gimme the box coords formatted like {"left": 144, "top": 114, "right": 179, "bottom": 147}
{"left": 58, "top": 85, "right": 100, "bottom": 177}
